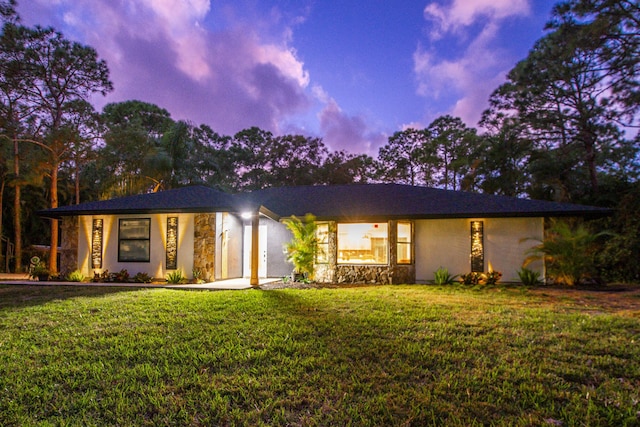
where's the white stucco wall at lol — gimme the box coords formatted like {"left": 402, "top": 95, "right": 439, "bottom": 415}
{"left": 78, "top": 213, "right": 195, "bottom": 279}
{"left": 415, "top": 217, "right": 544, "bottom": 283}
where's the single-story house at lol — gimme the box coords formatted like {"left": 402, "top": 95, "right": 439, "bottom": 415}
{"left": 40, "top": 184, "right": 609, "bottom": 285}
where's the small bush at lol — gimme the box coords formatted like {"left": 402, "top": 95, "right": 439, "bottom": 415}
{"left": 166, "top": 270, "right": 186, "bottom": 284}
{"left": 517, "top": 268, "right": 542, "bottom": 286}
{"left": 433, "top": 267, "right": 458, "bottom": 285}
{"left": 460, "top": 272, "right": 482, "bottom": 285}
{"left": 484, "top": 270, "right": 502, "bottom": 285}
{"left": 133, "top": 272, "right": 153, "bottom": 283}
{"left": 66, "top": 270, "right": 85, "bottom": 282}
{"left": 115, "top": 269, "right": 130, "bottom": 282}
{"left": 192, "top": 268, "right": 205, "bottom": 284}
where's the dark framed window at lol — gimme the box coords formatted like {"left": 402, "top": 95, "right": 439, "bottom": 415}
{"left": 118, "top": 218, "right": 151, "bottom": 262}
{"left": 397, "top": 221, "right": 413, "bottom": 264}
{"left": 470, "top": 221, "right": 484, "bottom": 272}
{"left": 316, "top": 222, "right": 329, "bottom": 264}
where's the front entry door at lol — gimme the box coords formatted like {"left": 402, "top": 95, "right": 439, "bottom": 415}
{"left": 243, "top": 225, "right": 267, "bottom": 278}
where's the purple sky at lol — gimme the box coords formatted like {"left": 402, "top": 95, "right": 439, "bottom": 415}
{"left": 18, "top": 0, "right": 557, "bottom": 155}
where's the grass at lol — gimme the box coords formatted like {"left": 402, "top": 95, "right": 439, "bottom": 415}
{"left": 0, "top": 284, "right": 638, "bottom": 426}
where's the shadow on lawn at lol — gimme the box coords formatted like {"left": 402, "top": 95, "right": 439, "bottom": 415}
{"left": 0, "top": 285, "right": 146, "bottom": 310}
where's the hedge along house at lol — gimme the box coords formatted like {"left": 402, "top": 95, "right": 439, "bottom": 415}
{"left": 40, "top": 184, "right": 609, "bottom": 285}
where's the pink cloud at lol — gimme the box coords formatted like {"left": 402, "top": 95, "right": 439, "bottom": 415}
{"left": 424, "top": 0, "right": 530, "bottom": 38}
{"left": 415, "top": 1, "right": 533, "bottom": 126}
{"left": 318, "top": 99, "right": 386, "bottom": 154}
{"left": 19, "top": 0, "right": 311, "bottom": 135}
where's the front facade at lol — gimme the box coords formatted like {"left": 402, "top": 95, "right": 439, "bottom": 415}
{"left": 46, "top": 184, "right": 607, "bottom": 284}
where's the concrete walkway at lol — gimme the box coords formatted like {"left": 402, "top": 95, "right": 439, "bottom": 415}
{"left": 0, "top": 273, "right": 279, "bottom": 290}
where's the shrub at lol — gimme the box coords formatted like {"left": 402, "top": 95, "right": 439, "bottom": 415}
{"left": 433, "top": 267, "right": 458, "bottom": 285}
{"left": 283, "top": 213, "right": 319, "bottom": 280}
{"left": 29, "top": 261, "right": 50, "bottom": 280}
{"left": 517, "top": 268, "right": 542, "bottom": 286}
{"left": 460, "top": 272, "right": 482, "bottom": 285}
{"left": 115, "top": 269, "right": 130, "bottom": 282}
{"left": 192, "top": 268, "right": 205, "bottom": 284}
{"left": 484, "top": 270, "right": 502, "bottom": 285}
{"left": 100, "top": 270, "right": 113, "bottom": 282}
{"left": 166, "top": 270, "right": 186, "bottom": 284}
{"left": 133, "top": 272, "right": 153, "bottom": 283}
{"left": 66, "top": 270, "right": 85, "bottom": 282}
{"left": 523, "top": 220, "right": 610, "bottom": 286}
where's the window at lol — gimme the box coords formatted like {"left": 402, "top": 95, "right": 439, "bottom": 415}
{"left": 397, "top": 221, "right": 413, "bottom": 264}
{"left": 118, "top": 218, "right": 150, "bottom": 262}
{"left": 316, "top": 223, "right": 329, "bottom": 263}
{"left": 337, "top": 223, "right": 388, "bottom": 264}
{"left": 470, "top": 221, "right": 484, "bottom": 272}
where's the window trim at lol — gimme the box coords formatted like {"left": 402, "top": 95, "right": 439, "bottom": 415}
{"left": 118, "top": 218, "right": 151, "bottom": 263}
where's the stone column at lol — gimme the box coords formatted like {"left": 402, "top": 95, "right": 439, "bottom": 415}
{"left": 193, "top": 213, "right": 216, "bottom": 282}
{"left": 60, "top": 216, "right": 79, "bottom": 274}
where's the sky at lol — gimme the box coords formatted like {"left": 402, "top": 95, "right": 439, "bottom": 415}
{"left": 18, "top": 0, "right": 558, "bottom": 155}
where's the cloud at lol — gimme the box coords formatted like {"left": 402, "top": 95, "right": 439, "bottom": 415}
{"left": 414, "top": 0, "right": 532, "bottom": 125}
{"left": 424, "top": 0, "right": 530, "bottom": 38}
{"left": 315, "top": 89, "right": 386, "bottom": 155}
{"left": 19, "top": 0, "right": 311, "bottom": 135}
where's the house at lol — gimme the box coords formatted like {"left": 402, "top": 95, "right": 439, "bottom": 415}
{"left": 40, "top": 184, "right": 609, "bottom": 284}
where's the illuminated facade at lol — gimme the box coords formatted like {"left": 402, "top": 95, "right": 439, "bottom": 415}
{"left": 45, "top": 184, "right": 607, "bottom": 284}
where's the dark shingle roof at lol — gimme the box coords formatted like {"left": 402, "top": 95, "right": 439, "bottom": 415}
{"left": 241, "top": 184, "right": 611, "bottom": 220}
{"left": 40, "top": 183, "right": 611, "bottom": 220}
{"left": 39, "top": 186, "right": 237, "bottom": 218}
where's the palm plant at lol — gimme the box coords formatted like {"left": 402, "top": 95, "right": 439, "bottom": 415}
{"left": 523, "top": 220, "right": 609, "bottom": 286}
{"left": 283, "top": 213, "right": 319, "bottom": 281}
{"left": 166, "top": 270, "right": 185, "bottom": 284}
{"left": 433, "top": 267, "right": 457, "bottom": 285}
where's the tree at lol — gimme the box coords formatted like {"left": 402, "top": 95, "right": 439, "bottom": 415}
{"left": 318, "top": 150, "right": 375, "bottom": 185}
{"left": 596, "top": 181, "right": 640, "bottom": 282}
{"left": 0, "top": 22, "right": 38, "bottom": 272}
{"left": 24, "top": 26, "right": 112, "bottom": 273}
{"left": 485, "top": 3, "right": 639, "bottom": 202}
{"left": 427, "top": 116, "right": 477, "bottom": 191}
{"left": 548, "top": 0, "right": 640, "bottom": 113}
{"left": 232, "top": 128, "right": 331, "bottom": 190}
{"left": 472, "top": 117, "right": 532, "bottom": 197}
{"left": 0, "top": 0, "right": 17, "bottom": 24}
{"left": 376, "top": 128, "right": 435, "bottom": 186}
{"left": 99, "top": 101, "right": 173, "bottom": 197}
{"left": 190, "top": 124, "right": 237, "bottom": 191}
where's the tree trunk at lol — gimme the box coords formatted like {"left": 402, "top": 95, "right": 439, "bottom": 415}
{"left": 0, "top": 178, "right": 4, "bottom": 271}
{"left": 584, "top": 137, "right": 599, "bottom": 195}
{"left": 13, "top": 136, "right": 21, "bottom": 273}
{"left": 49, "top": 162, "right": 59, "bottom": 274}
{"left": 75, "top": 154, "right": 80, "bottom": 204}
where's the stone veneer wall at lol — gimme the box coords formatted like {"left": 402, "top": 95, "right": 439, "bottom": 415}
{"left": 315, "top": 220, "right": 416, "bottom": 284}
{"left": 193, "top": 213, "right": 216, "bottom": 281}
{"left": 60, "top": 216, "right": 79, "bottom": 273}
{"left": 314, "top": 222, "right": 337, "bottom": 283}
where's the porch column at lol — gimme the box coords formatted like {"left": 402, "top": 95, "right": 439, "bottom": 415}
{"left": 250, "top": 214, "right": 259, "bottom": 287}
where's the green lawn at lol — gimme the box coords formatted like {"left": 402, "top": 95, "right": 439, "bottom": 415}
{"left": 0, "top": 284, "right": 638, "bottom": 426}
